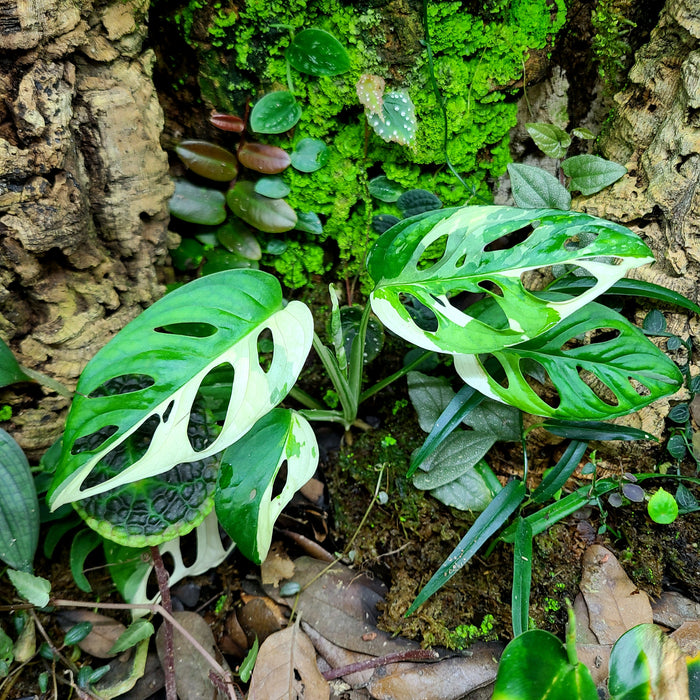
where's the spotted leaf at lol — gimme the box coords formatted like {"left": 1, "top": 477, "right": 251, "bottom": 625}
{"left": 366, "top": 90, "right": 417, "bottom": 146}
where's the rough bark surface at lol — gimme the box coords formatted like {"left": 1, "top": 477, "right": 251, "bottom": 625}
{"left": 0, "top": 0, "right": 173, "bottom": 455}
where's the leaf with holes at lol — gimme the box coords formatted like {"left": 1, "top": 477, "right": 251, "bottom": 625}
{"left": 216, "top": 409, "right": 318, "bottom": 564}
{"left": 48, "top": 270, "right": 313, "bottom": 512}
{"left": 366, "top": 90, "right": 417, "bottom": 146}
{"left": 454, "top": 302, "right": 683, "bottom": 420}
{"left": 367, "top": 206, "right": 654, "bottom": 356}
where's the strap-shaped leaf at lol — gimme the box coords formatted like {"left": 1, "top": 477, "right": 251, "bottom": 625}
{"left": 215, "top": 409, "right": 319, "bottom": 564}
{"left": 49, "top": 270, "right": 313, "bottom": 510}
{"left": 455, "top": 303, "right": 683, "bottom": 420}
{"left": 368, "top": 206, "right": 653, "bottom": 355}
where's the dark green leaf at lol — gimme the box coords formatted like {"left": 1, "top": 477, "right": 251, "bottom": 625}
{"left": 397, "top": 189, "right": 442, "bottom": 217}
{"left": 406, "top": 480, "right": 525, "bottom": 614}
{"left": 295, "top": 211, "right": 323, "bottom": 235}
{"left": 227, "top": 181, "right": 297, "bottom": 233}
{"left": 254, "top": 177, "right": 290, "bottom": 199}
{"left": 525, "top": 123, "right": 571, "bottom": 159}
{"left": 675, "top": 484, "right": 698, "bottom": 513}
{"left": 338, "top": 306, "right": 384, "bottom": 364}
{"left": 64, "top": 621, "right": 93, "bottom": 646}
{"left": 44, "top": 517, "right": 80, "bottom": 559}
{"left": 0, "top": 338, "right": 30, "bottom": 388}
{"left": 250, "top": 92, "right": 301, "bottom": 134}
{"left": 215, "top": 220, "right": 262, "bottom": 260}
{"left": 666, "top": 335, "right": 683, "bottom": 351}
{"left": 108, "top": 620, "right": 154, "bottom": 655}
{"left": 170, "top": 238, "right": 205, "bottom": 271}
{"left": 532, "top": 440, "right": 588, "bottom": 504}
{"left": 368, "top": 176, "right": 403, "bottom": 202}
{"left": 647, "top": 488, "right": 678, "bottom": 524}
{"left": 285, "top": 28, "right": 350, "bottom": 76}
{"left": 668, "top": 404, "right": 690, "bottom": 423}
{"left": 643, "top": 309, "right": 666, "bottom": 334}
{"left": 238, "top": 142, "right": 291, "bottom": 174}
{"left": 169, "top": 180, "right": 226, "bottom": 226}
{"left": 372, "top": 214, "right": 400, "bottom": 234}
{"left": 70, "top": 529, "right": 102, "bottom": 593}
{"left": 265, "top": 239, "right": 288, "bottom": 255}
{"left": 507, "top": 163, "right": 571, "bottom": 211}
{"left": 543, "top": 420, "right": 656, "bottom": 442}
{"left": 175, "top": 140, "right": 238, "bottom": 182}
{"left": 290, "top": 138, "right": 329, "bottom": 172}
{"left": 562, "top": 154, "right": 627, "bottom": 195}
{"left": 0, "top": 429, "right": 39, "bottom": 572}
{"left": 512, "top": 517, "right": 532, "bottom": 637}
{"left": 667, "top": 434, "right": 686, "bottom": 460}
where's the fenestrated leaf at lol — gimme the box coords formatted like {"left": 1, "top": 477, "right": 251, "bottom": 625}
{"left": 455, "top": 302, "right": 683, "bottom": 420}
{"left": 250, "top": 91, "right": 301, "bottom": 134}
{"left": 0, "top": 429, "right": 39, "bottom": 572}
{"left": 492, "top": 630, "right": 598, "bottom": 700}
{"left": 48, "top": 270, "right": 313, "bottom": 510}
{"left": 562, "top": 155, "right": 627, "bottom": 196}
{"left": 368, "top": 206, "right": 653, "bottom": 356}
{"left": 508, "top": 163, "right": 571, "bottom": 211}
{"left": 169, "top": 179, "right": 227, "bottom": 226}
{"left": 525, "top": 122, "right": 571, "bottom": 159}
{"left": 366, "top": 90, "right": 417, "bottom": 146}
{"left": 175, "top": 140, "right": 238, "bottom": 182}
{"left": 290, "top": 138, "right": 328, "bottom": 173}
{"left": 285, "top": 28, "right": 350, "bottom": 77}
{"left": 0, "top": 338, "right": 30, "bottom": 388}
{"left": 238, "top": 142, "right": 291, "bottom": 174}
{"left": 216, "top": 409, "right": 319, "bottom": 564}
{"left": 227, "top": 181, "right": 297, "bottom": 233}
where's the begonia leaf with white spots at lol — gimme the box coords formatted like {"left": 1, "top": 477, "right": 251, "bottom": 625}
{"left": 366, "top": 90, "right": 417, "bottom": 146}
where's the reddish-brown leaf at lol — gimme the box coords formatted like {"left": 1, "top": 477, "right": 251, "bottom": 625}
{"left": 238, "top": 142, "right": 291, "bottom": 174}
{"left": 175, "top": 140, "right": 238, "bottom": 181}
{"left": 210, "top": 112, "right": 245, "bottom": 133}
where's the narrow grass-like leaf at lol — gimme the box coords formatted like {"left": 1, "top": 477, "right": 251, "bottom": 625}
{"left": 542, "top": 420, "right": 657, "bottom": 442}
{"left": 532, "top": 440, "right": 588, "bottom": 504}
{"left": 69, "top": 529, "right": 102, "bottom": 593}
{"left": 512, "top": 517, "right": 533, "bottom": 637}
{"left": 406, "top": 480, "right": 525, "bottom": 614}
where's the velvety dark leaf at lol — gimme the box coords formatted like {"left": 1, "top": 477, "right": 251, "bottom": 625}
{"left": 397, "top": 189, "right": 442, "bottom": 217}
{"left": 285, "top": 28, "right": 350, "bottom": 76}
{"left": 238, "top": 142, "right": 291, "bottom": 174}
{"left": 372, "top": 214, "right": 400, "bottom": 234}
{"left": 226, "top": 181, "right": 297, "bottom": 233}
{"left": 175, "top": 140, "right": 238, "bottom": 182}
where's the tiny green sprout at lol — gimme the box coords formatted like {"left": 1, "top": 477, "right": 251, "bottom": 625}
{"left": 392, "top": 398, "right": 408, "bottom": 415}
{"left": 214, "top": 594, "right": 228, "bottom": 615}
{"left": 381, "top": 435, "right": 397, "bottom": 448}
{"left": 647, "top": 487, "right": 679, "bottom": 524}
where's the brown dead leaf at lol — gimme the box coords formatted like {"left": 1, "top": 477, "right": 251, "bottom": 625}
{"left": 56, "top": 610, "right": 127, "bottom": 658}
{"left": 671, "top": 620, "right": 700, "bottom": 657}
{"left": 248, "top": 621, "right": 330, "bottom": 700}
{"left": 365, "top": 642, "right": 502, "bottom": 700}
{"left": 574, "top": 593, "right": 612, "bottom": 686}
{"left": 300, "top": 477, "right": 325, "bottom": 505}
{"left": 291, "top": 557, "right": 419, "bottom": 657}
{"left": 261, "top": 542, "right": 295, "bottom": 587}
{"left": 579, "top": 544, "right": 652, "bottom": 644}
{"left": 653, "top": 592, "right": 700, "bottom": 630}
{"left": 155, "top": 611, "right": 231, "bottom": 700}
{"left": 237, "top": 596, "right": 287, "bottom": 645}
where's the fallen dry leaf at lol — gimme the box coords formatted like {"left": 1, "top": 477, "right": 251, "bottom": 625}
{"left": 237, "top": 596, "right": 287, "bottom": 645}
{"left": 579, "top": 544, "right": 652, "bottom": 644}
{"left": 261, "top": 542, "right": 295, "bottom": 587}
{"left": 653, "top": 591, "right": 700, "bottom": 630}
{"left": 247, "top": 621, "right": 330, "bottom": 700}
{"left": 155, "top": 611, "right": 231, "bottom": 700}
{"left": 671, "top": 620, "right": 700, "bottom": 657}
{"left": 56, "top": 609, "right": 127, "bottom": 658}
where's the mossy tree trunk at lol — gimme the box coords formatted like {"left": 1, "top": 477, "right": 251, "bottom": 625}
{"left": 0, "top": 0, "right": 174, "bottom": 456}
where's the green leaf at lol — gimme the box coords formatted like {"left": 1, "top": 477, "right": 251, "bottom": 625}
{"left": 250, "top": 91, "right": 301, "bottom": 134}
{"left": 647, "top": 488, "right": 678, "bottom": 524}
{"left": 169, "top": 180, "right": 226, "bottom": 226}
{"left": 368, "top": 206, "right": 654, "bottom": 356}
{"left": 356, "top": 74, "right": 385, "bottom": 115}
{"left": 542, "top": 420, "right": 656, "bottom": 442}
{"left": 254, "top": 177, "right": 291, "bottom": 200}
{"left": 170, "top": 238, "right": 205, "bottom": 272}
{"left": 512, "top": 517, "right": 532, "bottom": 637}
{"left": 295, "top": 211, "right": 323, "bottom": 235}
{"left": 507, "top": 163, "right": 571, "bottom": 210}
{"left": 572, "top": 127, "right": 596, "bottom": 140}
{"left": 525, "top": 123, "right": 572, "bottom": 159}
{"left": 202, "top": 249, "right": 258, "bottom": 275}
{"left": 532, "top": 440, "right": 588, "bottom": 504}
{"left": 643, "top": 309, "right": 666, "bottom": 334}
{"left": 48, "top": 271, "right": 313, "bottom": 513}
{"left": 216, "top": 409, "right": 318, "bottom": 564}
{"left": 290, "top": 138, "right": 329, "bottom": 173}
{"left": 108, "top": 620, "right": 154, "bottom": 655}
{"left": 7, "top": 569, "right": 51, "bottom": 607}
{"left": 368, "top": 175, "right": 403, "bottom": 202}
{"left": 0, "top": 338, "right": 30, "bottom": 388}
{"left": 406, "top": 480, "right": 525, "bottom": 614}
{"left": 372, "top": 214, "right": 400, "bottom": 234}
{"left": 175, "top": 140, "right": 238, "bottom": 182}
{"left": 609, "top": 624, "right": 689, "bottom": 699}
{"left": 239, "top": 636, "right": 259, "bottom": 683}
{"left": 492, "top": 629, "right": 598, "bottom": 699}
{"left": 367, "top": 90, "right": 417, "bottom": 146}
{"left": 457, "top": 303, "right": 683, "bottom": 420}
{"left": 667, "top": 434, "right": 686, "bottom": 460}
{"left": 64, "top": 621, "right": 93, "bottom": 646}
{"left": 285, "top": 28, "right": 350, "bottom": 76}
{"left": 69, "top": 529, "right": 102, "bottom": 593}
{"left": 397, "top": 189, "right": 442, "bottom": 217}
{"left": 0, "top": 429, "right": 39, "bottom": 572}
{"left": 668, "top": 404, "right": 690, "bottom": 423}
{"left": 227, "top": 181, "right": 297, "bottom": 233}
{"left": 562, "top": 155, "right": 627, "bottom": 195}
{"left": 215, "top": 220, "right": 262, "bottom": 260}
{"left": 427, "top": 457, "right": 502, "bottom": 511}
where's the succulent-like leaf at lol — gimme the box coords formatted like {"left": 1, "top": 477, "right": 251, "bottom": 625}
{"left": 48, "top": 270, "right": 313, "bottom": 510}
{"left": 216, "top": 409, "right": 318, "bottom": 564}
{"left": 0, "top": 429, "right": 39, "bottom": 572}
{"left": 209, "top": 112, "right": 245, "bottom": 133}
{"left": 366, "top": 90, "right": 417, "bottom": 146}
{"left": 238, "top": 142, "right": 291, "bottom": 174}
{"left": 562, "top": 155, "right": 627, "bottom": 195}
{"left": 169, "top": 180, "right": 227, "bottom": 226}
{"left": 356, "top": 74, "right": 385, "bottom": 116}
{"left": 290, "top": 138, "right": 328, "bottom": 173}
{"left": 175, "top": 140, "right": 238, "bottom": 182}
{"left": 286, "top": 28, "right": 350, "bottom": 76}
{"left": 508, "top": 163, "right": 571, "bottom": 211}
{"left": 227, "top": 181, "right": 297, "bottom": 233}
{"left": 254, "top": 177, "right": 290, "bottom": 199}
{"left": 295, "top": 211, "right": 323, "bottom": 235}
{"left": 215, "top": 220, "right": 262, "bottom": 260}
{"left": 455, "top": 303, "right": 683, "bottom": 420}
{"left": 525, "top": 122, "right": 571, "bottom": 159}
{"left": 368, "top": 206, "right": 654, "bottom": 356}
{"left": 250, "top": 92, "right": 301, "bottom": 134}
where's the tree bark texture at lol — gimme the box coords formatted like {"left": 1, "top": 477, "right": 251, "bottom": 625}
{"left": 0, "top": 0, "right": 173, "bottom": 455}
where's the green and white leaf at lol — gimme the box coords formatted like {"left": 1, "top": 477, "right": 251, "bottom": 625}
{"left": 49, "top": 270, "right": 313, "bottom": 510}
{"left": 366, "top": 90, "right": 417, "bottom": 146}
{"left": 215, "top": 409, "right": 319, "bottom": 564}
{"left": 455, "top": 302, "right": 683, "bottom": 420}
{"left": 368, "top": 206, "right": 653, "bottom": 356}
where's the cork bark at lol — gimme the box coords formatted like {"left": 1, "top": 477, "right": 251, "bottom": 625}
{"left": 0, "top": 0, "right": 174, "bottom": 455}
